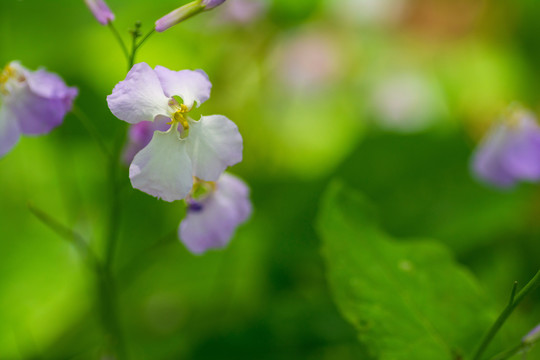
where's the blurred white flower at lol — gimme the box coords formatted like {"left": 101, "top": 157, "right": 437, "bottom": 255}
{"left": 370, "top": 72, "right": 447, "bottom": 133}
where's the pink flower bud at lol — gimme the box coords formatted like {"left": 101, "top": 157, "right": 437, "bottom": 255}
{"left": 84, "top": 0, "right": 115, "bottom": 25}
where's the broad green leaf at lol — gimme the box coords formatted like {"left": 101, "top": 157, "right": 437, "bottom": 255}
{"left": 317, "top": 181, "right": 495, "bottom": 360}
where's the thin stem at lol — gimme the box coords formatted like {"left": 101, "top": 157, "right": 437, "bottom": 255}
{"left": 108, "top": 22, "right": 130, "bottom": 63}
{"left": 473, "top": 269, "right": 540, "bottom": 360}
{"left": 72, "top": 106, "right": 112, "bottom": 159}
{"left": 128, "top": 28, "right": 155, "bottom": 69}
{"left": 28, "top": 203, "right": 99, "bottom": 270}
{"left": 135, "top": 28, "right": 155, "bottom": 51}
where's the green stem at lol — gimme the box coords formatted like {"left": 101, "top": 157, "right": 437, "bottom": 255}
{"left": 473, "top": 269, "right": 540, "bottom": 360}
{"left": 28, "top": 204, "right": 100, "bottom": 271}
{"left": 108, "top": 22, "right": 130, "bottom": 63}
{"left": 129, "top": 28, "right": 155, "bottom": 69}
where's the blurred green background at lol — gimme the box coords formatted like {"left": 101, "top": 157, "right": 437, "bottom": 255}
{"left": 1, "top": 0, "right": 540, "bottom": 359}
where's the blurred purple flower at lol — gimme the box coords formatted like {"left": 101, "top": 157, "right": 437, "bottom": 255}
{"left": 122, "top": 120, "right": 170, "bottom": 165}
{"left": 0, "top": 61, "right": 78, "bottom": 157}
{"left": 108, "top": 62, "right": 243, "bottom": 202}
{"left": 84, "top": 0, "right": 115, "bottom": 25}
{"left": 179, "top": 173, "right": 251, "bottom": 254}
{"left": 155, "top": 0, "right": 227, "bottom": 32}
{"left": 472, "top": 108, "right": 540, "bottom": 188}
{"left": 221, "top": 0, "right": 267, "bottom": 25}
{"left": 524, "top": 323, "right": 540, "bottom": 344}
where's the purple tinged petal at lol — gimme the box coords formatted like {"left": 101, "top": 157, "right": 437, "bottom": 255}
{"left": 0, "top": 105, "right": 21, "bottom": 157}
{"left": 122, "top": 117, "right": 171, "bottom": 165}
{"left": 186, "top": 114, "right": 243, "bottom": 181}
{"left": 179, "top": 173, "right": 252, "bottom": 254}
{"left": 107, "top": 63, "right": 171, "bottom": 124}
{"left": 7, "top": 68, "right": 78, "bottom": 135}
{"left": 84, "top": 0, "right": 115, "bottom": 25}
{"left": 129, "top": 128, "right": 193, "bottom": 202}
{"left": 202, "top": 0, "right": 227, "bottom": 10}
{"left": 472, "top": 110, "right": 540, "bottom": 188}
{"left": 1, "top": 61, "right": 77, "bottom": 142}
{"left": 524, "top": 323, "right": 540, "bottom": 344}
{"left": 154, "top": 66, "right": 211, "bottom": 109}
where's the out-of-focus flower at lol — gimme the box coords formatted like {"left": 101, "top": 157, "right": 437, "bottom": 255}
{"left": 84, "top": 0, "right": 115, "bottom": 25}
{"left": 275, "top": 31, "right": 342, "bottom": 92}
{"left": 0, "top": 61, "right": 78, "bottom": 157}
{"left": 107, "top": 63, "right": 242, "bottom": 202}
{"left": 370, "top": 72, "right": 446, "bottom": 133}
{"left": 155, "top": 0, "right": 227, "bottom": 32}
{"left": 472, "top": 107, "right": 540, "bottom": 188}
{"left": 220, "top": 0, "right": 267, "bottom": 25}
{"left": 179, "top": 173, "right": 251, "bottom": 254}
{"left": 524, "top": 323, "right": 540, "bottom": 345}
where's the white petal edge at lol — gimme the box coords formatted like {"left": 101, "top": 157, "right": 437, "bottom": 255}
{"left": 186, "top": 115, "right": 243, "bottom": 181}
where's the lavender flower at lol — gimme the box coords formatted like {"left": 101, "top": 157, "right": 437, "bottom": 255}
{"left": 0, "top": 61, "right": 78, "bottom": 157}
{"left": 472, "top": 107, "right": 540, "bottom": 188}
{"left": 107, "top": 63, "right": 243, "bottom": 202}
{"left": 180, "top": 173, "right": 251, "bottom": 254}
{"left": 84, "top": 0, "right": 115, "bottom": 25}
{"left": 524, "top": 323, "right": 540, "bottom": 345}
{"left": 155, "top": 0, "right": 227, "bottom": 32}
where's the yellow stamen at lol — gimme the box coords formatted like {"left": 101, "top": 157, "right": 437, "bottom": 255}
{"left": 0, "top": 65, "right": 15, "bottom": 95}
{"left": 168, "top": 102, "right": 192, "bottom": 130}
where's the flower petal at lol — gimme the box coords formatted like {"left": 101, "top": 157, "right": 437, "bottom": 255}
{"left": 6, "top": 69, "right": 78, "bottom": 135}
{"left": 154, "top": 66, "right": 211, "bottom": 108}
{"left": 179, "top": 173, "right": 252, "bottom": 254}
{"left": 129, "top": 128, "right": 193, "bottom": 202}
{"left": 0, "top": 105, "right": 21, "bottom": 157}
{"left": 107, "top": 63, "right": 170, "bottom": 124}
{"left": 472, "top": 123, "right": 516, "bottom": 188}
{"left": 186, "top": 115, "right": 243, "bottom": 181}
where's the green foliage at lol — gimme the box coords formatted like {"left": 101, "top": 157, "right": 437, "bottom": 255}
{"left": 317, "top": 181, "right": 496, "bottom": 360}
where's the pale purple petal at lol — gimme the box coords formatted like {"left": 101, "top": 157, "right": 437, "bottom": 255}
{"left": 7, "top": 70, "right": 77, "bottom": 135}
{"left": 186, "top": 115, "right": 243, "bottom": 181}
{"left": 84, "top": 0, "right": 115, "bottom": 25}
{"left": 202, "top": 0, "right": 227, "bottom": 10}
{"left": 179, "top": 173, "right": 252, "bottom": 254}
{"left": 472, "top": 113, "right": 540, "bottom": 188}
{"left": 154, "top": 66, "right": 211, "bottom": 109}
{"left": 130, "top": 128, "right": 193, "bottom": 202}
{"left": 1, "top": 62, "right": 77, "bottom": 136}
{"left": 0, "top": 105, "right": 21, "bottom": 157}
{"left": 107, "top": 63, "right": 170, "bottom": 124}
{"left": 524, "top": 323, "right": 540, "bottom": 344}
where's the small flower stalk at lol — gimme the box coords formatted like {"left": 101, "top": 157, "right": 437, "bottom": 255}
{"left": 108, "top": 62, "right": 243, "bottom": 202}
{"left": 155, "top": 0, "right": 227, "bottom": 32}
{"left": 0, "top": 61, "right": 78, "bottom": 157}
{"left": 180, "top": 173, "right": 252, "bottom": 254}
{"left": 84, "top": 0, "right": 115, "bottom": 25}
{"left": 471, "top": 106, "right": 540, "bottom": 188}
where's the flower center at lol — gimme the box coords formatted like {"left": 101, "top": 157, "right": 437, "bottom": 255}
{"left": 0, "top": 65, "right": 15, "bottom": 95}
{"left": 0, "top": 64, "right": 25, "bottom": 96}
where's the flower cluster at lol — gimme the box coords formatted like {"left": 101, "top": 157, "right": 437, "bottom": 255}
{"left": 0, "top": 0, "right": 249, "bottom": 255}
{"left": 109, "top": 63, "right": 250, "bottom": 253}
{"left": 472, "top": 107, "right": 540, "bottom": 188}
{"left": 0, "top": 61, "right": 77, "bottom": 157}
